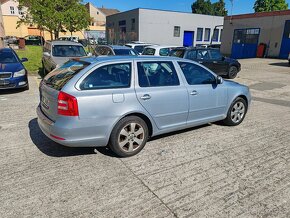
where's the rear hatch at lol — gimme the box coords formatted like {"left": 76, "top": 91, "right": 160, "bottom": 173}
{"left": 40, "top": 60, "right": 89, "bottom": 121}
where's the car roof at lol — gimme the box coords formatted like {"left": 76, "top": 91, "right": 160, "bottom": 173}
{"left": 0, "top": 48, "right": 14, "bottom": 53}
{"left": 99, "top": 45, "right": 134, "bottom": 50}
{"left": 46, "top": 40, "right": 83, "bottom": 46}
{"left": 77, "top": 55, "right": 184, "bottom": 64}
{"left": 144, "top": 45, "right": 181, "bottom": 49}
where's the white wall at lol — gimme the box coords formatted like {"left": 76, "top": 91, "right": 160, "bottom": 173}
{"left": 138, "top": 9, "right": 224, "bottom": 46}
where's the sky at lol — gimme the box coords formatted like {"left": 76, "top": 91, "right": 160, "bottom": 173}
{"left": 87, "top": 0, "right": 290, "bottom": 15}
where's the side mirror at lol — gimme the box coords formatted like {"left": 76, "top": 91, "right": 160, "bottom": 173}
{"left": 21, "top": 58, "right": 28, "bottom": 62}
{"left": 43, "top": 52, "right": 51, "bottom": 57}
{"left": 216, "top": 76, "right": 223, "bottom": 84}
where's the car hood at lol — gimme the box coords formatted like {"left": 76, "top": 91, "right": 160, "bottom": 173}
{"left": 0, "top": 62, "right": 23, "bottom": 73}
{"left": 223, "top": 79, "right": 247, "bottom": 88}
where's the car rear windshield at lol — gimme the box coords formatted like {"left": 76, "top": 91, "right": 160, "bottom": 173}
{"left": 0, "top": 50, "right": 18, "bottom": 63}
{"left": 142, "top": 48, "right": 156, "bottom": 55}
{"left": 114, "top": 49, "right": 138, "bottom": 56}
{"left": 52, "top": 45, "right": 86, "bottom": 57}
{"left": 44, "top": 60, "right": 89, "bottom": 90}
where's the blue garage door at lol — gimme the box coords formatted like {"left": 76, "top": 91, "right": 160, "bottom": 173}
{"left": 279, "top": 20, "right": 290, "bottom": 59}
{"left": 183, "top": 31, "right": 194, "bottom": 47}
{"left": 231, "top": 28, "right": 260, "bottom": 59}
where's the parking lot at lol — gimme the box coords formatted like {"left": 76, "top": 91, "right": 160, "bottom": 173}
{"left": 1, "top": 58, "right": 290, "bottom": 217}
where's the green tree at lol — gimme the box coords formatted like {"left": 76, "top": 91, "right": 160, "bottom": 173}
{"left": 18, "top": 0, "right": 90, "bottom": 40}
{"left": 191, "top": 0, "right": 214, "bottom": 15}
{"left": 213, "top": 0, "right": 228, "bottom": 16}
{"left": 254, "top": 0, "right": 288, "bottom": 12}
{"left": 191, "top": 0, "right": 227, "bottom": 16}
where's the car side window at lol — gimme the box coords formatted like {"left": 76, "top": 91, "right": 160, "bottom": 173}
{"left": 209, "top": 50, "right": 223, "bottom": 60}
{"left": 80, "top": 63, "right": 131, "bottom": 90}
{"left": 197, "top": 50, "right": 210, "bottom": 60}
{"left": 185, "top": 50, "right": 197, "bottom": 60}
{"left": 137, "top": 61, "right": 180, "bottom": 87}
{"left": 159, "top": 48, "right": 170, "bottom": 56}
{"left": 178, "top": 62, "right": 216, "bottom": 85}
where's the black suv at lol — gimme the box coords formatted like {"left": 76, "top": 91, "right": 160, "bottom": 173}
{"left": 170, "top": 47, "right": 241, "bottom": 79}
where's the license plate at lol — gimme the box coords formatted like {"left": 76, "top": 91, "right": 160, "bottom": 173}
{"left": 41, "top": 96, "right": 49, "bottom": 109}
{"left": 0, "top": 80, "right": 9, "bottom": 85}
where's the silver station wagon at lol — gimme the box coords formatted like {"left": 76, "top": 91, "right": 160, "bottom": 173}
{"left": 37, "top": 56, "right": 251, "bottom": 157}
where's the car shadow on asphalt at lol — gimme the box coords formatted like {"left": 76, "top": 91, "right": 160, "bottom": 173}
{"left": 0, "top": 89, "right": 25, "bottom": 95}
{"left": 269, "top": 62, "right": 289, "bottom": 67}
{"left": 28, "top": 118, "right": 117, "bottom": 158}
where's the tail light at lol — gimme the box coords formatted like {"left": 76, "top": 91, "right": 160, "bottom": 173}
{"left": 57, "top": 91, "right": 79, "bottom": 116}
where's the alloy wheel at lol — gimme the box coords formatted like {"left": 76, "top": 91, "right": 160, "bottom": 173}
{"left": 231, "top": 101, "right": 245, "bottom": 123}
{"left": 118, "top": 123, "right": 145, "bottom": 152}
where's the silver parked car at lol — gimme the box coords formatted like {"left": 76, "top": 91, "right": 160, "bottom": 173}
{"left": 37, "top": 56, "right": 251, "bottom": 157}
{"left": 42, "top": 40, "right": 88, "bottom": 75}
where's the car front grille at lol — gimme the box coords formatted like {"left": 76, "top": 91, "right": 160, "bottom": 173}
{"left": 0, "top": 73, "right": 12, "bottom": 79}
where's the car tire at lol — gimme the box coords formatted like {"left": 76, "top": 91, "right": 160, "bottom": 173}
{"left": 222, "top": 97, "right": 248, "bottom": 126}
{"left": 228, "top": 66, "right": 238, "bottom": 79}
{"left": 109, "top": 116, "right": 149, "bottom": 157}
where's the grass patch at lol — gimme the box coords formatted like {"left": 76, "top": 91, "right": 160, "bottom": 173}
{"left": 15, "top": 46, "right": 42, "bottom": 74}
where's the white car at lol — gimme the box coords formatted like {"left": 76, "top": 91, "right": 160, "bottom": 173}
{"left": 125, "top": 43, "right": 156, "bottom": 55}
{"left": 58, "top": 36, "right": 79, "bottom": 43}
{"left": 142, "top": 45, "right": 181, "bottom": 56}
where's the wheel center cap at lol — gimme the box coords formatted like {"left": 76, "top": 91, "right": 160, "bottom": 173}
{"left": 128, "top": 133, "right": 135, "bottom": 140}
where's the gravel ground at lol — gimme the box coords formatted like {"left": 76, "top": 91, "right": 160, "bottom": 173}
{"left": 0, "top": 58, "right": 290, "bottom": 218}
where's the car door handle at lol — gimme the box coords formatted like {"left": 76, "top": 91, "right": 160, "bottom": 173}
{"left": 140, "top": 94, "right": 151, "bottom": 100}
{"left": 190, "top": 90, "right": 198, "bottom": 96}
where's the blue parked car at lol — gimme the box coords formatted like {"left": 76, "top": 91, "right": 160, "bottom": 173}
{"left": 0, "top": 48, "right": 29, "bottom": 90}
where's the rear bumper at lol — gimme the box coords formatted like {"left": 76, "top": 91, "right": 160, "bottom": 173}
{"left": 37, "top": 106, "right": 108, "bottom": 147}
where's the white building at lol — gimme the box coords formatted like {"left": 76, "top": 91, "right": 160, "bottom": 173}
{"left": 106, "top": 8, "right": 224, "bottom": 46}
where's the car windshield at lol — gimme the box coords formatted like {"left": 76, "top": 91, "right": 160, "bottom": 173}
{"left": 114, "top": 49, "right": 138, "bottom": 56}
{"left": 52, "top": 45, "right": 86, "bottom": 57}
{"left": 44, "top": 60, "right": 89, "bottom": 90}
{"left": 0, "top": 51, "right": 18, "bottom": 63}
{"left": 170, "top": 49, "right": 185, "bottom": 58}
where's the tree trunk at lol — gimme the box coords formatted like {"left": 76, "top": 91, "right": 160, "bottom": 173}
{"left": 50, "top": 31, "right": 53, "bottom": 41}
{"left": 54, "top": 31, "right": 59, "bottom": 39}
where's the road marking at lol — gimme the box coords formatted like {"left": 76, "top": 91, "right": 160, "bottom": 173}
{"left": 0, "top": 97, "right": 7, "bottom": 101}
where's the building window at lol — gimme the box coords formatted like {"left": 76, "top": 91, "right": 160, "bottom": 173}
{"left": 119, "top": 20, "right": 126, "bottom": 26}
{"left": 204, "top": 28, "right": 210, "bottom": 41}
{"left": 174, "top": 26, "right": 180, "bottom": 37}
{"left": 131, "top": 18, "right": 135, "bottom": 31}
{"left": 213, "top": 29, "right": 219, "bottom": 42}
{"left": 10, "top": 6, "right": 15, "bottom": 15}
{"left": 197, "top": 28, "right": 203, "bottom": 41}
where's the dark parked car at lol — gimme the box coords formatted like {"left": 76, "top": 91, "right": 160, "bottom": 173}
{"left": 95, "top": 45, "right": 139, "bottom": 56}
{"left": 170, "top": 47, "right": 241, "bottom": 79}
{"left": 0, "top": 48, "right": 29, "bottom": 90}
{"left": 25, "top": 35, "right": 45, "bottom": 46}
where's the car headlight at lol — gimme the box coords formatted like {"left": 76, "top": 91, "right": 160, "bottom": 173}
{"left": 14, "top": 69, "right": 26, "bottom": 77}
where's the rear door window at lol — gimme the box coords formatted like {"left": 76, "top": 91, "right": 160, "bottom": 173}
{"left": 137, "top": 61, "right": 180, "bottom": 87}
{"left": 80, "top": 63, "right": 131, "bottom": 90}
{"left": 44, "top": 60, "right": 89, "bottom": 90}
